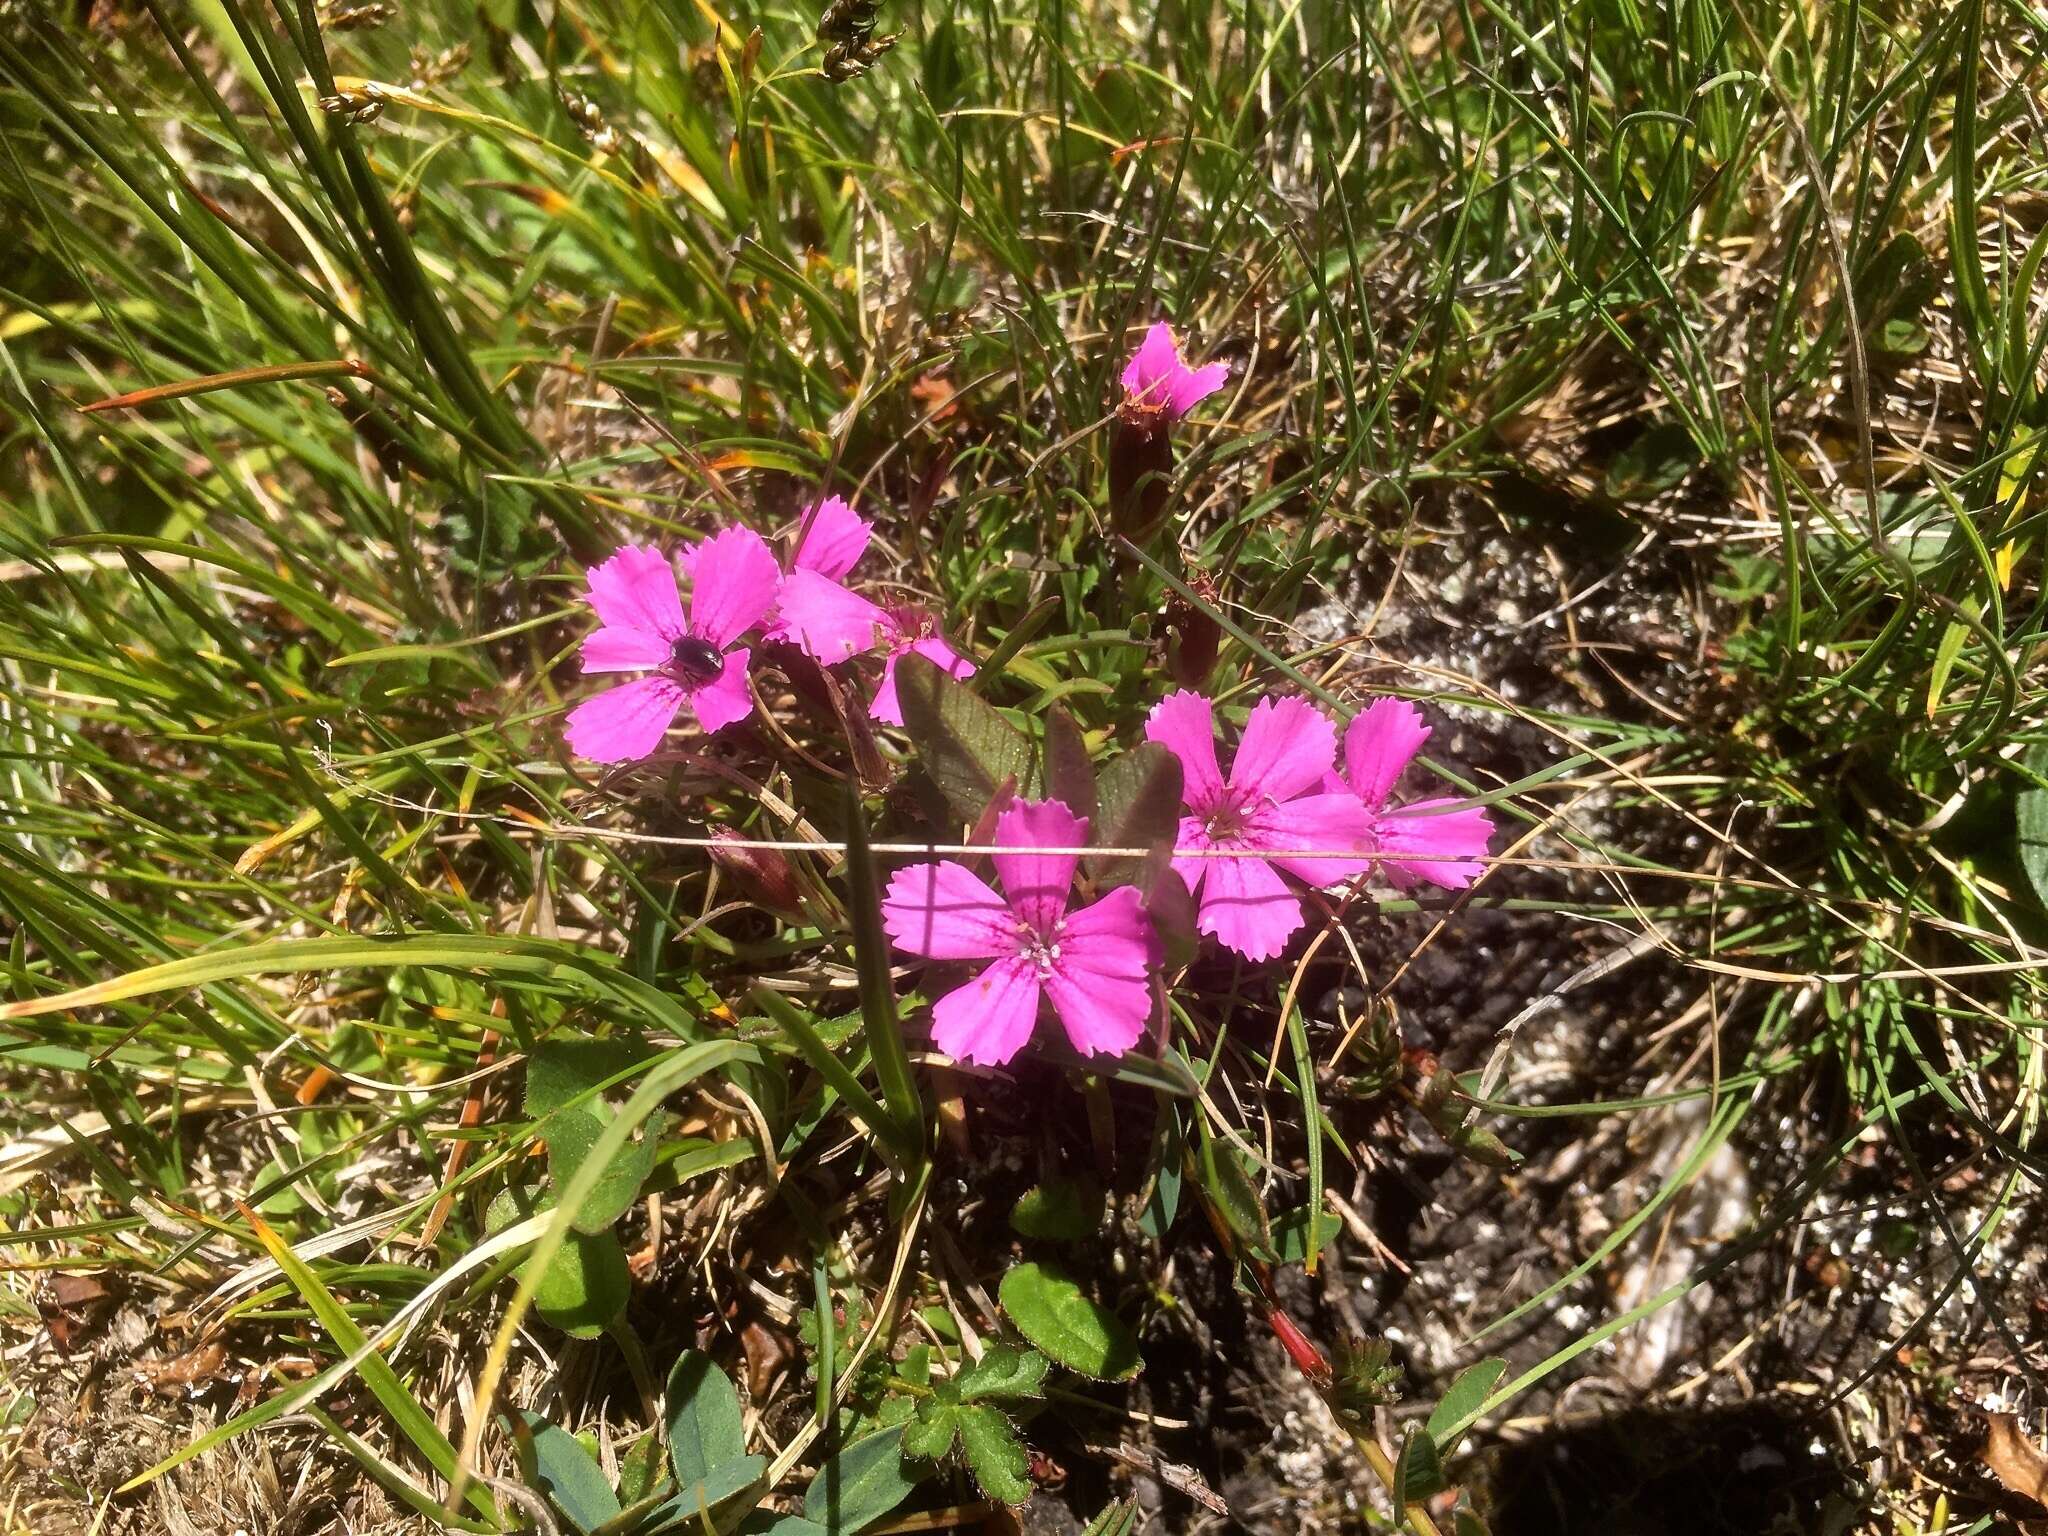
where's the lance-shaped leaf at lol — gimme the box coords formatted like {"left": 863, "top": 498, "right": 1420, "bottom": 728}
{"left": 517, "top": 1415, "right": 619, "bottom": 1536}
{"left": 1042, "top": 707, "right": 1096, "bottom": 823}
{"left": 895, "top": 651, "right": 1033, "bottom": 828}
{"left": 802, "top": 1425, "right": 918, "bottom": 1532}
{"left": 666, "top": 1351, "right": 746, "bottom": 1488}
{"left": 1086, "top": 744, "right": 1183, "bottom": 890}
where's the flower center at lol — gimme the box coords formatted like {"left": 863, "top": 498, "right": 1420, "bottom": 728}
{"left": 1015, "top": 920, "right": 1066, "bottom": 978}
{"left": 1202, "top": 790, "right": 1254, "bottom": 844}
{"left": 885, "top": 605, "right": 933, "bottom": 647}
{"left": 667, "top": 634, "right": 724, "bottom": 685}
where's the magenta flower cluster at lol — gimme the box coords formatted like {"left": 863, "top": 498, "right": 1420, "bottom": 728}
{"left": 882, "top": 692, "right": 1493, "bottom": 1064}
{"left": 565, "top": 324, "right": 1493, "bottom": 1068}
{"left": 565, "top": 497, "right": 974, "bottom": 763}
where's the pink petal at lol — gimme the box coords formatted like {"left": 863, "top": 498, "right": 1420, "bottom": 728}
{"left": 1228, "top": 696, "right": 1337, "bottom": 804}
{"left": 565, "top": 675, "right": 686, "bottom": 763}
{"left": 584, "top": 545, "right": 685, "bottom": 641}
{"left": 1343, "top": 699, "right": 1431, "bottom": 810}
{"left": 869, "top": 649, "right": 910, "bottom": 727}
{"left": 1193, "top": 849, "right": 1303, "bottom": 962}
{"left": 1060, "top": 883, "right": 1162, "bottom": 974}
{"left": 1144, "top": 690, "right": 1227, "bottom": 810}
{"left": 1249, "top": 791, "right": 1374, "bottom": 887}
{"left": 790, "top": 495, "right": 872, "bottom": 580}
{"left": 882, "top": 861, "right": 1019, "bottom": 959}
{"left": 770, "top": 568, "right": 888, "bottom": 664}
{"left": 1120, "top": 323, "right": 1184, "bottom": 404}
{"left": 1044, "top": 966, "right": 1151, "bottom": 1056}
{"left": 911, "top": 632, "right": 974, "bottom": 679}
{"left": 1377, "top": 800, "right": 1494, "bottom": 890}
{"left": 868, "top": 633, "right": 973, "bottom": 727}
{"left": 991, "top": 799, "right": 1086, "bottom": 933}
{"left": 581, "top": 624, "right": 673, "bottom": 675}
{"left": 1167, "top": 814, "right": 1211, "bottom": 897}
{"left": 1165, "top": 360, "right": 1229, "bottom": 418}
{"left": 685, "top": 526, "right": 780, "bottom": 650}
{"left": 684, "top": 648, "right": 754, "bottom": 734}
{"left": 930, "top": 956, "right": 1041, "bottom": 1066}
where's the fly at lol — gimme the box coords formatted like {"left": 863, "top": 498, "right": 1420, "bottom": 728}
{"left": 667, "top": 635, "right": 725, "bottom": 686}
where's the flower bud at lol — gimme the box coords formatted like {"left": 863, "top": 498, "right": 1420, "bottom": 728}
{"left": 707, "top": 827, "right": 802, "bottom": 916}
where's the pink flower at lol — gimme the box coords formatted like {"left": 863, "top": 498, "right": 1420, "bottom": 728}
{"left": 766, "top": 496, "right": 889, "bottom": 665}
{"left": 1118, "top": 322, "right": 1228, "bottom": 431}
{"left": 1330, "top": 699, "right": 1494, "bottom": 890}
{"left": 881, "top": 799, "right": 1160, "bottom": 1066}
{"left": 757, "top": 496, "right": 976, "bottom": 724}
{"left": 869, "top": 608, "right": 975, "bottom": 727}
{"left": 1144, "top": 691, "right": 1373, "bottom": 962}
{"left": 563, "top": 529, "right": 779, "bottom": 762}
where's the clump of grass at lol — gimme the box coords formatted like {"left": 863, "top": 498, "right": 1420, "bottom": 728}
{"left": 0, "top": 1, "right": 2043, "bottom": 1533}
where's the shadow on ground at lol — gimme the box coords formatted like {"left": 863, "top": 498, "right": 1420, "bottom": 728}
{"left": 1468, "top": 1398, "right": 1855, "bottom": 1535}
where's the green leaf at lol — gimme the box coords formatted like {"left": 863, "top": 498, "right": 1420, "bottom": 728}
{"left": 1426, "top": 1358, "right": 1508, "bottom": 1453}
{"left": 750, "top": 987, "right": 918, "bottom": 1166}
{"left": 1926, "top": 612, "right": 1972, "bottom": 723}
{"left": 956, "top": 1344, "right": 1049, "bottom": 1403}
{"left": 802, "top": 1426, "right": 918, "bottom": 1532}
{"left": 997, "top": 1263, "right": 1141, "bottom": 1381}
{"left": 745, "top": 1519, "right": 831, "bottom": 1536}
{"left": 1855, "top": 232, "right": 1940, "bottom": 354}
{"left": 1042, "top": 707, "right": 1096, "bottom": 822}
{"left": 1137, "top": 1108, "right": 1184, "bottom": 1239}
{"left": 1391, "top": 1427, "right": 1445, "bottom": 1505}
{"left": 1139, "top": 858, "right": 1201, "bottom": 971}
{"left": 956, "top": 1403, "right": 1032, "bottom": 1505}
{"left": 590, "top": 1491, "right": 672, "bottom": 1536}
{"left": 1087, "top": 744, "right": 1184, "bottom": 890}
{"left": 1447, "top": 1121, "right": 1521, "bottom": 1169}
{"left": 894, "top": 650, "right": 1031, "bottom": 827}
{"left": 542, "top": 1105, "right": 667, "bottom": 1235}
{"left": 900, "top": 1405, "right": 955, "bottom": 1464}
{"left": 617, "top": 1434, "right": 667, "bottom": 1505}
{"left": 1010, "top": 1179, "right": 1102, "bottom": 1242}
{"left": 490, "top": 1183, "right": 632, "bottom": 1338}
{"left": 534, "top": 1229, "right": 631, "bottom": 1339}
{"left": 1079, "top": 1499, "right": 1140, "bottom": 1536}
{"left": 842, "top": 783, "right": 925, "bottom": 1162}
{"left": 240, "top": 1207, "right": 496, "bottom": 1519}
{"left": 2018, "top": 741, "right": 2048, "bottom": 909}
{"left": 1196, "top": 1120, "right": 1272, "bottom": 1260}
{"left": 525, "top": 1038, "right": 653, "bottom": 1119}
{"left": 905, "top": 1399, "right": 1032, "bottom": 1507}
{"left": 519, "top": 1414, "right": 621, "bottom": 1535}
{"left": 1603, "top": 421, "right": 1699, "bottom": 502}
{"left": 1270, "top": 1206, "right": 1343, "bottom": 1266}
{"left": 666, "top": 1350, "right": 747, "bottom": 1487}
{"left": 639, "top": 1455, "right": 766, "bottom": 1533}
{"left": 1330, "top": 1337, "right": 1404, "bottom": 1422}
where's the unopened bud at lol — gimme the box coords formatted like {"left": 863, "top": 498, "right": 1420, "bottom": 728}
{"left": 1108, "top": 420, "right": 1175, "bottom": 544}
{"left": 707, "top": 828, "right": 801, "bottom": 916}
{"left": 1165, "top": 590, "right": 1220, "bottom": 689}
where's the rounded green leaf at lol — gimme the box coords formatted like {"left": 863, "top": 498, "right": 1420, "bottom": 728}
{"left": 533, "top": 1228, "right": 630, "bottom": 1339}
{"left": 485, "top": 1184, "right": 631, "bottom": 1339}
{"left": 997, "top": 1263, "right": 1141, "bottom": 1381}
{"left": 1010, "top": 1179, "right": 1102, "bottom": 1242}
